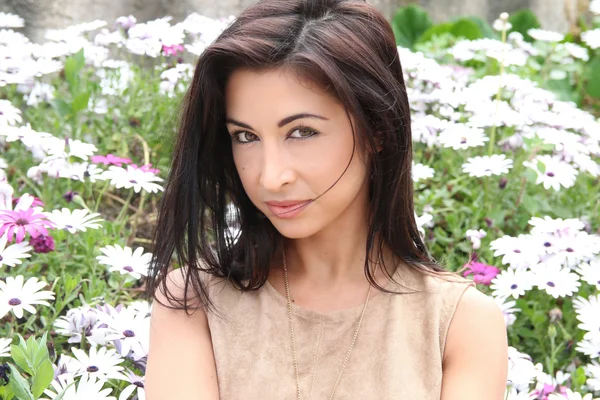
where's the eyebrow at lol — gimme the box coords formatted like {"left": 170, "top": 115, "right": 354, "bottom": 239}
{"left": 225, "top": 113, "right": 328, "bottom": 130}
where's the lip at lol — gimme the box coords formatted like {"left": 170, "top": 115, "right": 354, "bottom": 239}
{"left": 265, "top": 200, "right": 311, "bottom": 218}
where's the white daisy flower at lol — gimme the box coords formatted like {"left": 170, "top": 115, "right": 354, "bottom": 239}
{"left": 70, "top": 345, "right": 126, "bottom": 382}
{"left": 96, "top": 244, "right": 152, "bottom": 279}
{"left": 98, "top": 305, "right": 150, "bottom": 359}
{"left": 532, "top": 263, "right": 581, "bottom": 298}
{"left": 491, "top": 268, "right": 535, "bottom": 299}
{"left": 412, "top": 163, "right": 435, "bottom": 182}
{"left": 128, "top": 299, "right": 151, "bottom": 316}
{"left": 0, "top": 12, "right": 25, "bottom": 28}
{"left": 552, "top": 233, "right": 599, "bottom": 266}
{"left": 586, "top": 361, "right": 600, "bottom": 391}
{"left": 0, "top": 233, "right": 33, "bottom": 267}
{"left": 0, "top": 337, "right": 12, "bottom": 358}
{"left": 562, "top": 42, "right": 589, "bottom": 62}
{"left": 505, "top": 389, "right": 537, "bottom": 400}
{"left": 0, "top": 124, "right": 54, "bottom": 148}
{"left": 576, "top": 259, "right": 600, "bottom": 289}
{"left": 465, "top": 229, "right": 486, "bottom": 250}
{"left": 575, "top": 335, "right": 600, "bottom": 359}
{"left": 574, "top": 294, "right": 600, "bottom": 336}
{"left": 415, "top": 211, "right": 434, "bottom": 236}
{"left": 438, "top": 124, "right": 489, "bottom": 150}
{"left": 44, "top": 208, "right": 103, "bottom": 234}
{"left": 507, "top": 346, "right": 538, "bottom": 392}
{"left": 548, "top": 388, "right": 594, "bottom": 400}
{"left": 41, "top": 137, "right": 98, "bottom": 161}
{"left": 582, "top": 29, "right": 600, "bottom": 49}
{"left": 490, "top": 234, "right": 541, "bottom": 268}
{"left": 118, "top": 369, "right": 146, "bottom": 400}
{"left": 100, "top": 165, "right": 164, "bottom": 193}
{"left": 53, "top": 306, "right": 110, "bottom": 345}
{"left": 0, "top": 99, "right": 22, "bottom": 126}
{"left": 523, "top": 155, "right": 578, "bottom": 191}
{"left": 0, "top": 275, "right": 55, "bottom": 319}
{"left": 461, "top": 154, "right": 513, "bottom": 177}
{"left": 0, "top": 157, "right": 6, "bottom": 169}
{"left": 42, "top": 373, "right": 117, "bottom": 400}
{"left": 50, "top": 161, "right": 107, "bottom": 183}
{"left": 528, "top": 216, "right": 585, "bottom": 237}
{"left": 493, "top": 295, "right": 520, "bottom": 327}
{"left": 527, "top": 28, "right": 565, "bottom": 42}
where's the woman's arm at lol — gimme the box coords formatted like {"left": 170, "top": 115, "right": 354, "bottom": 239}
{"left": 145, "top": 268, "right": 220, "bottom": 400}
{"left": 440, "top": 286, "right": 508, "bottom": 400}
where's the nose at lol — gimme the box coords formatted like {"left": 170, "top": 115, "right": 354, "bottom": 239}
{"left": 259, "top": 141, "right": 295, "bottom": 192}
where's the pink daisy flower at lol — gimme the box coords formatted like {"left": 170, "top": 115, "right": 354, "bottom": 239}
{"left": 162, "top": 44, "right": 185, "bottom": 56}
{"left": 0, "top": 208, "right": 55, "bottom": 243}
{"left": 12, "top": 195, "right": 44, "bottom": 209}
{"left": 91, "top": 154, "right": 133, "bottom": 167}
{"left": 462, "top": 261, "right": 501, "bottom": 285}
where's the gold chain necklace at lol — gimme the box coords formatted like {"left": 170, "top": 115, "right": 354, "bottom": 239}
{"left": 282, "top": 246, "right": 377, "bottom": 400}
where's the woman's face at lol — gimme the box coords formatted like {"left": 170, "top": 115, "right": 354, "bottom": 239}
{"left": 224, "top": 67, "right": 372, "bottom": 239}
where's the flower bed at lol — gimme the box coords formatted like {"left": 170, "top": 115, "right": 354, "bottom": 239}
{"left": 0, "top": 5, "right": 599, "bottom": 400}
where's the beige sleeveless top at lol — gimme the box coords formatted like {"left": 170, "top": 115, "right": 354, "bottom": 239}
{"left": 201, "top": 262, "right": 476, "bottom": 399}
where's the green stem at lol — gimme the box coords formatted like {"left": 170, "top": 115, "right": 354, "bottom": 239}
{"left": 93, "top": 181, "right": 111, "bottom": 213}
{"left": 115, "top": 190, "right": 135, "bottom": 224}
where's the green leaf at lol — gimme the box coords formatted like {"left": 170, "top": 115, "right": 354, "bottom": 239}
{"left": 449, "top": 18, "right": 484, "bottom": 40}
{"left": 545, "top": 77, "right": 580, "bottom": 104}
{"left": 31, "top": 359, "right": 54, "bottom": 399}
{"left": 508, "top": 9, "right": 541, "bottom": 42}
{"left": 7, "top": 364, "right": 34, "bottom": 400}
{"left": 0, "top": 384, "right": 16, "bottom": 400}
{"left": 417, "top": 18, "right": 483, "bottom": 44}
{"left": 521, "top": 195, "right": 539, "bottom": 216}
{"left": 10, "top": 345, "right": 32, "bottom": 376}
{"left": 51, "top": 99, "right": 72, "bottom": 120}
{"left": 391, "top": 4, "right": 433, "bottom": 49}
{"left": 584, "top": 55, "right": 600, "bottom": 99}
{"left": 572, "top": 366, "right": 587, "bottom": 388}
{"left": 32, "top": 332, "right": 50, "bottom": 371}
{"left": 417, "top": 22, "right": 454, "bottom": 44}
{"left": 72, "top": 91, "right": 91, "bottom": 113}
{"left": 64, "top": 48, "right": 86, "bottom": 88}
{"left": 465, "top": 16, "right": 497, "bottom": 39}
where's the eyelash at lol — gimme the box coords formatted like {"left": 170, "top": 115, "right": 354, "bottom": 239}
{"left": 230, "top": 124, "right": 319, "bottom": 145}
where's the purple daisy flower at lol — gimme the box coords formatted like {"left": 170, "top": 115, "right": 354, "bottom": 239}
{"left": 0, "top": 208, "right": 55, "bottom": 243}
{"left": 462, "top": 261, "right": 500, "bottom": 286}
{"left": 29, "top": 234, "right": 56, "bottom": 253}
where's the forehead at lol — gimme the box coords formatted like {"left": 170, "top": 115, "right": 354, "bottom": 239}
{"left": 224, "top": 67, "right": 343, "bottom": 120}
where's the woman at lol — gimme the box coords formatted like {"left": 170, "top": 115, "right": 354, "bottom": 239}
{"left": 144, "top": 0, "right": 508, "bottom": 398}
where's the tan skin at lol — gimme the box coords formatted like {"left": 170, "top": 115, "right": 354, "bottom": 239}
{"left": 145, "top": 67, "right": 508, "bottom": 399}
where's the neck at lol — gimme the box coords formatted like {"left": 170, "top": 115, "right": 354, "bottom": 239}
{"left": 276, "top": 230, "right": 394, "bottom": 290}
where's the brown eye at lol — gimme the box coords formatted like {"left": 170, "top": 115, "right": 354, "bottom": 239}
{"left": 289, "top": 126, "right": 318, "bottom": 140}
{"left": 232, "top": 131, "right": 258, "bottom": 144}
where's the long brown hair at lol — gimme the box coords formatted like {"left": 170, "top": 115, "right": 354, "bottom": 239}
{"left": 145, "top": 0, "right": 450, "bottom": 316}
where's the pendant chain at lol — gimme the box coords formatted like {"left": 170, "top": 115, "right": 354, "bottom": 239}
{"left": 282, "top": 245, "right": 377, "bottom": 400}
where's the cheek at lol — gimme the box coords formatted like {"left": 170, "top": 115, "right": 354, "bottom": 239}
{"left": 232, "top": 151, "right": 257, "bottom": 194}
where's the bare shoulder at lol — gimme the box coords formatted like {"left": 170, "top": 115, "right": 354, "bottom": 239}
{"left": 145, "top": 266, "right": 220, "bottom": 400}
{"left": 444, "top": 285, "right": 507, "bottom": 361}
{"left": 441, "top": 285, "right": 508, "bottom": 400}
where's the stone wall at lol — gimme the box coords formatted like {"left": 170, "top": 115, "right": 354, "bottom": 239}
{"left": 1, "top": 0, "right": 575, "bottom": 43}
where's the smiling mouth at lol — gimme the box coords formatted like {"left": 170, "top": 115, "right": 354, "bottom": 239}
{"left": 266, "top": 200, "right": 312, "bottom": 217}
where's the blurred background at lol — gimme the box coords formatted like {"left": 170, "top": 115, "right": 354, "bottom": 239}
{"left": 0, "top": 0, "right": 593, "bottom": 42}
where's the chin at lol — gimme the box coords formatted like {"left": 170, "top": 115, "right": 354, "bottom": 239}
{"left": 270, "top": 220, "right": 321, "bottom": 239}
